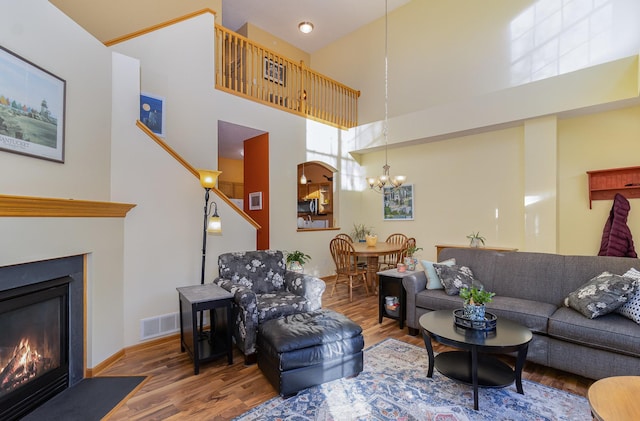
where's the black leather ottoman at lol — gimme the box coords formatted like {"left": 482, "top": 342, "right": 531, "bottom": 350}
{"left": 257, "top": 309, "right": 364, "bottom": 396}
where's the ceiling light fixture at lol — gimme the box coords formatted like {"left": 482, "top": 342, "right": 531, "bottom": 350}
{"left": 298, "top": 21, "right": 314, "bottom": 34}
{"left": 367, "top": 0, "right": 405, "bottom": 193}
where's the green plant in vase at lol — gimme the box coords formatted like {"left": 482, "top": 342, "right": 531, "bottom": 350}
{"left": 459, "top": 286, "right": 495, "bottom": 321}
{"left": 285, "top": 250, "right": 311, "bottom": 273}
{"left": 404, "top": 244, "right": 423, "bottom": 271}
{"left": 466, "top": 231, "right": 486, "bottom": 248}
{"left": 351, "top": 223, "right": 371, "bottom": 242}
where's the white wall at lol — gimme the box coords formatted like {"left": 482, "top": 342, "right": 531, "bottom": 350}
{"left": 310, "top": 0, "right": 640, "bottom": 262}
{"left": 0, "top": 0, "right": 124, "bottom": 367}
{"left": 313, "top": 0, "right": 640, "bottom": 125}
{"left": 108, "top": 11, "right": 347, "bottom": 280}
{"left": 109, "top": 15, "right": 256, "bottom": 346}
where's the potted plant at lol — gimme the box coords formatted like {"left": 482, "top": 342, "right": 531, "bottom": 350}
{"left": 459, "top": 286, "right": 495, "bottom": 321}
{"left": 466, "top": 231, "right": 486, "bottom": 248}
{"left": 404, "top": 244, "right": 423, "bottom": 271}
{"left": 351, "top": 223, "right": 371, "bottom": 242}
{"left": 285, "top": 250, "right": 311, "bottom": 273}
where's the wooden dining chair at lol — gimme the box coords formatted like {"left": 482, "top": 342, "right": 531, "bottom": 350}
{"left": 335, "top": 233, "right": 354, "bottom": 242}
{"left": 329, "top": 237, "right": 370, "bottom": 302}
{"left": 378, "top": 233, "right": 409, "bottom": 270}
{"left": 335, "top": 233, "right": 367, "bottom": 269}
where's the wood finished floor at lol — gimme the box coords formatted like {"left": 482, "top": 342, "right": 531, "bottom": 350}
{"left": 101, "top": 282, "right": 594, "bottom": 420}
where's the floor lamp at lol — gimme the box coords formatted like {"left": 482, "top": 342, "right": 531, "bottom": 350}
{"left": 199, "top": 169, "right": 223, "bottom": 283}
{"left": 198, "top": 170, "right": 222, "bottom": 336}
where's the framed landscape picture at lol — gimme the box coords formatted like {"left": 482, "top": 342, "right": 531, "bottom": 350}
{"left": 140, "top": 92, "right": 165, "bottom": 137}
{"left": 0, "top": 45, "right": 66, "bottom": 162}
{"left": 383, "top": 184, "right": 414, "bottom": 220}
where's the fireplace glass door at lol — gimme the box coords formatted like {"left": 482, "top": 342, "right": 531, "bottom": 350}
{"left": 0, "top": 277, "right": 70, "bottom": 420}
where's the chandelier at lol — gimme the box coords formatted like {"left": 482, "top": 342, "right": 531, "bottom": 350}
{"left": 368, "top": 0, "right": 405, "bottom": 192}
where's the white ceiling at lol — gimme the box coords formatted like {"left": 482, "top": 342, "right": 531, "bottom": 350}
{"left": 219, "top": 0, "right": 411, "bottom": 159}
{"left": 221, "top": 0, "right": 411, "bottom": 54}
{"left": 218, "top": 121, "right": 265, "bottom": 160}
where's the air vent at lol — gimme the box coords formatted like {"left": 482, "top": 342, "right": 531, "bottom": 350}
{"left": 140, "top": 312, "right": 180, "bottom": 340}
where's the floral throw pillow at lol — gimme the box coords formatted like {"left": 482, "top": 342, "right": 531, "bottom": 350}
{"left": 421, "top": 258, "right": 455, "bottom": 290}
{"left": 616, "top": 268, "right": 640, "bottom": 324}
{"left": 564, "top": 271, "right": 636, "bottom": 319}
{"left": 433, "top": 264, "right": 483, "bottom": 296}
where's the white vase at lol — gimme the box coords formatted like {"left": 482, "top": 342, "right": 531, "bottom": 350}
{"left": 470, "top": 238, "right": 482, "bottom": 248}
{"left": 288, "top": 261, "right": 304, "bottom": 273}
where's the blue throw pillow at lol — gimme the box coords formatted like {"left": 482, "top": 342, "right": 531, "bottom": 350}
{"left": 420, "top": 258, "right": 455, "bottom": 289}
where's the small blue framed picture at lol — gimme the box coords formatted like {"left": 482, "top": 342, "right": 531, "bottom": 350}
{"left": 140, "top": 92, "right": 165, "bottom": 137}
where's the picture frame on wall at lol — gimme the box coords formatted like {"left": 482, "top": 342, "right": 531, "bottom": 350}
{"left": 383, "top": 184, "right": 414, "bottom": 220}
{"left": 263, "top": 57, "right": 286, "bottom": 86}
{"left": 140, "top": 92, "right": 165, "bottom": 137}
{"left": 249, "top": 192, "right": 263, "bottom": 210}
{"left": 0, "top": 45, "right": 66, "bottom": 162}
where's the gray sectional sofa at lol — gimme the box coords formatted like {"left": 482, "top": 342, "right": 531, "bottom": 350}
{"left": 403, "top": 248, "right": 640, "bottom": 380}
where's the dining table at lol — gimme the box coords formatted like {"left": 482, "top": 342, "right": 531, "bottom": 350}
{"left": 351, "top": 241, "right": 404, "bottom": 293}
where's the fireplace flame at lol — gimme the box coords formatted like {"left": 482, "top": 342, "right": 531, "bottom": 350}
{"left": 0, "top": 338, "right": 46, "bottom": 392}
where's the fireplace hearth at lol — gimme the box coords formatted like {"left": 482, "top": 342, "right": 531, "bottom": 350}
{"left": 0, "top": 256, "right": 84, "bottom": 420}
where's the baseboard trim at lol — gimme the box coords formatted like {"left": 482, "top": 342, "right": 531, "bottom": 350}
{"left": 89, "top": 333, "right": 180, "bottom": 377}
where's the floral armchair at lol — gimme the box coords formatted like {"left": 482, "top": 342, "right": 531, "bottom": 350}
{"left": 213, "top": 250, "right": 326, "bottom": 363}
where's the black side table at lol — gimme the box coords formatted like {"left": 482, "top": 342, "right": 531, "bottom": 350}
{"left": 177, "top": 283, "right": 234, "bottom": 375}
{"left": 377, "top": 268, "right": 418, "bottom": 329}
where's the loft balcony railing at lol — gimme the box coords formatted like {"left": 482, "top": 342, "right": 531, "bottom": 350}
{"left": 214, "top": 24, "right": 360, "bottom": 129}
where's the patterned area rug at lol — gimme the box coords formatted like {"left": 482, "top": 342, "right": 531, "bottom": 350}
{"left": 234, "top": 338, "right": 590, "bottom": 420}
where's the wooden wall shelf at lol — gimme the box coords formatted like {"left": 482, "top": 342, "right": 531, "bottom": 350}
{"left": 587, "top": 166, "right": 640, "bottom": 209}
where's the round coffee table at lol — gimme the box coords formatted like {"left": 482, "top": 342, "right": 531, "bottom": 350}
{"left": 588, "top": 376, "right": 640, "bottom": 420}
{"left": 419, "top": 310, "right": 532, "bottom": 410}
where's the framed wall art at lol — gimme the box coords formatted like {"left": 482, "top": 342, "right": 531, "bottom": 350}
{"left": 0, "top": 45, "right": 66, "bottom": 162}
{"left": 263, "top": 57, "right": 286, "bottom": 86}
{"left": 383, "top": 184, "right": 414, "bottom": 220}
{"left": 140, "top": 92, "right": 165, "bottom": 137}
{"left": 249, "top": 192, "right": 263, "bottom": 210}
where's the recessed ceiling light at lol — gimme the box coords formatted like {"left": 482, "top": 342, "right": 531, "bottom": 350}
{"left": 298, "top": 21, "right": 314, "bottom": 34}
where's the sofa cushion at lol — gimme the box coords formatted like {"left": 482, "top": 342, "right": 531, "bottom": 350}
{"left": 616, "top": 268, "right": 640, "bottom": 324}
{"left": 421, "top": 258, "right": 455, "bottom": 289}
{"left": 218, "top": 250, "right": 287, "bottom": 294}
{"left": 549, "top": 307, "right": 640, "bottom": 357}
{"left": 565, "top": 272, "right": 636, "bottom": 319}
{"left": 434, "top": 264, "right": 484, "bottom": 295}
{"left": 490, "top": 251, "right": 566, "bottom": 304}
{"left": 256, "top": 291, "right": 310, "bottom": 323}
{"left": 486, "top": 296, "right": 556, "bottom": 334}
{"left": 415, "top": 289, "right": 464, "bottom": 312}
{"left": 415, "top": 290, "right": 553, "bottom": 334}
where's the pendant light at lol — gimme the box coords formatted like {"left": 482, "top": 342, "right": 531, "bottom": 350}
{"left": 300, "top": 162, "right": 307, "bottom": 184}
{"left": 368, "top": 0, "right": 406, "bottom": 192}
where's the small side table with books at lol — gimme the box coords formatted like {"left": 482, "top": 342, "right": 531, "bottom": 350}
{"left": 377, "top": 268, "right": 420, "bottom": 329}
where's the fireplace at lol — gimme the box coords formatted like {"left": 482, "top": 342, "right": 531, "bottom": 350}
{"left": 0, "top": 256, "right": 84, "bottom": 420}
